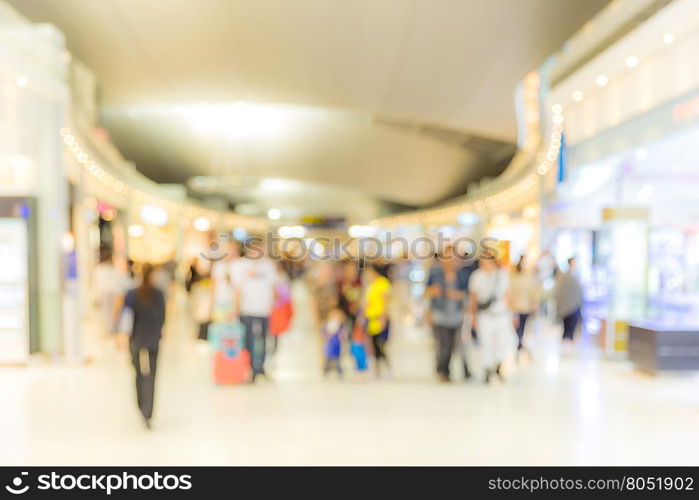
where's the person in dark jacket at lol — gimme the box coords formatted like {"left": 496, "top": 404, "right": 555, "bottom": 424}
{"left": 123, "top": 263, "right": 166, "bottom": 429}
{"left": 425, "top": 245, "right": 470, "bottom": 382}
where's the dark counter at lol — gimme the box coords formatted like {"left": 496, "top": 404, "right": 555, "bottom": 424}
{"left": 628, "top": 322, "right": 699, "bottom": 373}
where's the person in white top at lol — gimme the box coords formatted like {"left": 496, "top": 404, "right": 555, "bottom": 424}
{"left": 468, "top": 253, "right": 516, "bottom": 384}
{"left": 209, "top": 241, "right": 241, "bottom": 322}
{"left": 235, "top": 238, "right": 278, "bottom": 381}
{"left": 509, "top": 256, "right": 540, "bottom": 358}
{"left": 94, "top": 249, "right": 131, "bottom": 335}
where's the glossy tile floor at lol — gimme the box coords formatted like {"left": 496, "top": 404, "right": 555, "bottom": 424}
{"left": 1, "top": 283, "right": 698, "bottom": 465}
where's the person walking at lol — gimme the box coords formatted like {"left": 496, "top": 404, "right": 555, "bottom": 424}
{"left": 185, "top": 256, "right": 202, "bottom": 293}
{"left": 363, "top": 264, "right": 392, "bottom": 377}
{"left": 322, "top": 307, "right": 347, "bottom": 378}
{"left": 468, "top": 253, "right": 515, "bottom": 384}
{"left": 553, "top": 257, "right": 583, "bottom": 352}
{"left": 269, "top": 262, "right": 293, "bottom": 354}
{"left": 509, "top": 256, "right": 540, "bottom": 360}
{"left": 235, "top": 238, "right": 278, "bottom": 382}
{"left": 122, "top": 264, "right": 166, "bottom": 429}
{"left": 338, "top": 259, "right": 361, "bottom": 329}
{"left": 210, "top": 240, "right": 241, "bottom": 322}
{"left": 425, "top": 245, "right": 469, "bottom": 382}
{"left": 94, "top": 248, "right": 131, "bottom": 337}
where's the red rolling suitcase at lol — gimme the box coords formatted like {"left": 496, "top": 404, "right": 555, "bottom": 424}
{"left": 209, "top": 321, "right": 251, "bottom": 384}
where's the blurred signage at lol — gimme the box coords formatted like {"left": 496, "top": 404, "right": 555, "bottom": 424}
{"left": 495, "top": 240, "right": 511, "bottom": 266}
{"left": 300, "top": 216, "right": 345, "bottom": 229}
{"left": 557, "top": 134, "right": 566, "bottom": 184}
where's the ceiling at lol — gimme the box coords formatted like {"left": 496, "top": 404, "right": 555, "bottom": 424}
{"left": 10, "top": 0, "right": 610, "bottom": 221}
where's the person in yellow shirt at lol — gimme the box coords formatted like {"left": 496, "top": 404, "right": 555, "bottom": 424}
{"left": 363, "top": 264, "right": 392, "bottom": 376}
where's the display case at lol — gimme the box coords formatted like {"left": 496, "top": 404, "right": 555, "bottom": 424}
{"left": 0, "top": 197, "right": 38, "bottom": 363}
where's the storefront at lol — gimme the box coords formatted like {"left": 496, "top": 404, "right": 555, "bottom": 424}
{"left": 542, "top": 0, "right": 699, "bottom": 352}
{"left": 0, "top": 9, "right": 69, "bottom": 363}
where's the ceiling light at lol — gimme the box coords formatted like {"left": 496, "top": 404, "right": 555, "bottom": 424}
{"left": 635, "top": 149, "right": 648, "bottom": 161}
{"left": 662, "top": 32, "right": 675, "bottom": 44}
{"left": 267, "top": 208, "right": 281, "bottom": 220}
{"left": 259, "top": 178, "right": 298, "bottom": 191}
{"left": 552, "top": 104, "right": 563, "bottom": 115}
{"left": 16, "top": 76, "right": 28, "bottom": 88}
{"left": 572, "top": 90, "right": 584, "bottom": 102}
{"left": 189, "top": 102, "right": 284, "bottom": 138}
{"left": 595, "top": 74, "right": 609, "bottom": 87}
{"left": 625, "top": 55, "right": 639, "bottom": 68}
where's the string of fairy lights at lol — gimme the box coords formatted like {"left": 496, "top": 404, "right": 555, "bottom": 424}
{"left": 59, "top": 127, "right": 267, "bottom": 233}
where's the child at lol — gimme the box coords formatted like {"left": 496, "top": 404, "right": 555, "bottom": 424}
{"left": 323, "top": 308, "right": 346, "bottom": 377}
{"left": 349, "top": 309, "right": 369, "bottom": 373}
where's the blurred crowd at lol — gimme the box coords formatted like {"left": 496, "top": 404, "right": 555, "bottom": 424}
{"left": 92, "top": 238, "right": 585, "bottom": 428}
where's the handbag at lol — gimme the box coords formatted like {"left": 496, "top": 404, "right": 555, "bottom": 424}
{"left": 117, "top": 306, "right": 134, "bottom": 335}
{"left": 477, "top": 272, "right": 500, "bottom": 312}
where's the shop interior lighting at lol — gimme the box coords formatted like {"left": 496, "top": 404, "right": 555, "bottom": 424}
{"left": 278, "top": 225, "right": 307, "bottom": 239}
{"left": 193, "top": 217, "right": 211, "bottom": 232}
{"left": 523, "top": 204, "right": 539, "bottom": 219}
{"left": 16, "top": 76, "right": 28, "bottom": 88}
{"left": 662, "top": 32, "right": 675, "bottom": 45}
{"left": 140, "top": 205, "right": 169, "bottom": 226}
{"left": 625, "top": 56, "right": 639, "bottom": 68}
{"left": 457, "top": 212, "right": 478, "bottom": 225}
{"left": 348, "top": 225, "right": 377, "bottom": 238}
{"left": 128, "top": 224, "right": 145, "bottom": 237}
{"left": 267, "top": 208, "right": 281, "bottom": 220}
{"left": 595, "top": 74, "right": 609, "bottom": 87}
{"left": 62, "top": 232, "right": 75, "bottom": 252}
{"left": 233, "top": 227, "right": 248, "bottom": 241}
{"left": 572, "top": 90, "right": 584, "bottom": 102}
